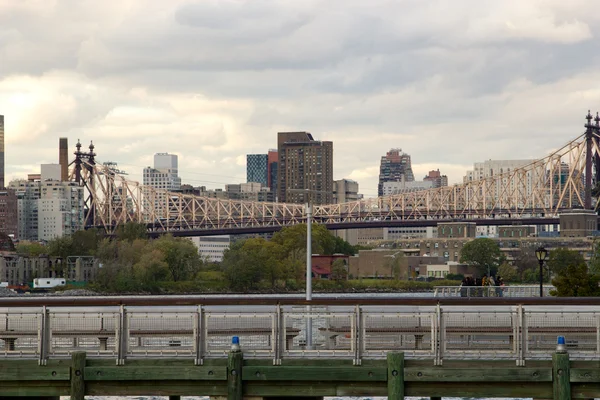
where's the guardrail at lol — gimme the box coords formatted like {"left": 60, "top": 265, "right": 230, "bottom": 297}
{"left": 0, "top": 302, "right": 596, "bottom": 366}
{"left": 434, "top": 285, "right": 555, "bottom": 298}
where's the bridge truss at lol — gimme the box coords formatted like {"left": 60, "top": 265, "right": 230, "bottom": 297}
{"left": 77, "top": 112, "right": 600, "bottom": 234}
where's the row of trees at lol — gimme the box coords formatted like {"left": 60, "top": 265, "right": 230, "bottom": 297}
{"left": 221, "top": 224, "right": 358, "bottom": 291}
{"left": 14, "top": 222, "right": 359, "bottom": 293}
{"left": 459, "top": 238, "right": 600, "bottom": 296}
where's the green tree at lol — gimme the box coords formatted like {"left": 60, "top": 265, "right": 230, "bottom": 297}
{"left": 16, "top": 241, "right": 46, "bottom": 256}
{"left": 116, "top": 222, "right": 148, "bottom": 242}
{"left": 330, "top": 259, "right": 348, "bottom": 283}
{"left": 133, "top": 249, "right": 170, "bottom": 290}
{"left": 70, "top": 229, "right": 103, "bottom": 256}
{"left": 513, "top": 249, "right": 538, "bottom": 282}
{"left": 551, "top": 263, "right": 600, "bottom": 297}
{"left": 548, "top": 248, "right": 585, "bottom": 276}
{"left": 272, "top": 224, "right": 336, "bottom": 257}
{"left": 497, "top": 262, "right": 518, "bottom": 282}
{"left": 332, "top": 236, "right": 356, "bottom": 256}
{"left": 47, "top": 236, "right": 73, "bottom": 260}
{"left": 221, "top": 238, "right": 283, "bottom": 291}
{"left": 153, "top": 235, "right": 202, "bottom": 282}
{"left": 588, "top": 240, "right": 600, "bottom": 276}
{"left": 459, "top": 238, "right": 503, "bottom": 276}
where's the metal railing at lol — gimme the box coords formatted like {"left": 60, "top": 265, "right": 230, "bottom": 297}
{"left": 434, "top": 285, "right": 555, "bottom": 298}
{"left": 0, "top": 303, "right": 596, "bottom": 366}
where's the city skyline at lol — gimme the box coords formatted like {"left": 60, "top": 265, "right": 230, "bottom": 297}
{"left": 1, "top": 1, "right": 600, "bottom": 197}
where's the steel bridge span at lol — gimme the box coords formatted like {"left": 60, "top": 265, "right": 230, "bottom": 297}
{"left": 75, "top": 111, "right": 600, "bottom": 235}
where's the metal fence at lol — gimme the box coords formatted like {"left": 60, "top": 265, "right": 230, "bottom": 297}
{"left": 434, "top": 285, "right": 555, "bottom": 298}
{"left": 0, "top": 304, "right": 595, "bottom": 366}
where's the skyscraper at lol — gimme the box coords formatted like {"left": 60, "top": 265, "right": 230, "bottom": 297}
{"left": 267, "top": 149, "right": 278, "bottom": 195}
{"left": 378, "top": 149, "right": 414, "bottom": 197}
{"left": 246, "top": 154, "right": 268, "bottom": 187}
{"left": 277, "top": 132, "right": 333, "bottom": 205}
{"left": 143, "top": 153, "right": 182, "bottom": 191}
{"left": 143, "top": 153, "right": 181, "bottom": 221}
{"left": 0, "top": 115, "right": 4, "bottom": 188}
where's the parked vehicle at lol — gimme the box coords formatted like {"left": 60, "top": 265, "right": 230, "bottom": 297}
{"left": 33, "top": 278, "right": 66, "bottom": 289}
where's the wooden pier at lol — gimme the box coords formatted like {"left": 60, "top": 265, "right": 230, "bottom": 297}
{"left": 0, "top": 347, "right": 594, "bottom": 399}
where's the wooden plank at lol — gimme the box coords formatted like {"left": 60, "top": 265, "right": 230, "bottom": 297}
{"left": 244, "top": 382, "right": 387, "bottom": 397}
{"left": 242, "top": 366, "right": 386, "bottom": 382}
{"left": 405, "top": 381, "right": 553, "bottom": 398}
{"left": 404, "top": 367, "right": 552, "bottom": 382}
{"left": 387, "top": 352, "right": 404, "bottom": 400}
{"left": 570, "top": 369, "right": 600, "bottom": 383}
{"left": 228, "top": 350, "right": 243, "bottom": 400}
{"left": 86, "top": 381, "right": 227, "bottom": 396}
{"left": 85, "top": 366, "right": 227, "bottom": 381}
{"left": 70, "top": 351, "right": 86, "bottom": 400}
{"left": 0, "top": 366, "right": 69, "bottom": 381}
{"left": 553, "top": 352, "right": 571, "bottom": 400}
{"left": 0, "top": 381, "right": 69, "bottom": 397}
{"left": 572, "top": 383, "right": 600, "bottom": 398}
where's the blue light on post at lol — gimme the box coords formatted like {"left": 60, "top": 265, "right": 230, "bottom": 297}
{"left": 556, "top": 336, "right": 566, "bottom": 353}
{"left": 231, "top": 336, "right": 240, "bottom": 352}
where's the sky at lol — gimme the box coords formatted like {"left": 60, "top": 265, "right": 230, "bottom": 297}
{"left": 1, "top": 0, "right": 600, "bottom": 198}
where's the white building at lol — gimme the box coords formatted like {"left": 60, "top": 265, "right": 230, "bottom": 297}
{"left": 333, "top": 179, "right": 361, "bottom": 203}
{"left": 143, "top": 153, "right": 182, "bottom": 221}
{"left": 463, "top": 159, "right": 533, "bottom": 182}
{"left": 38, "top": 181, "right": 84, "bottom": 241}
{"left": 190, "top": 235, "right": 231, "bottom": 263}
{"left": 143, "top": 153, "right": 182, "bottom": 191}
{"left": 382, "top": 179, "right": 433, "bottom": 195}
{"left": 41, "top": 164, "right": 61, "bottom": 182}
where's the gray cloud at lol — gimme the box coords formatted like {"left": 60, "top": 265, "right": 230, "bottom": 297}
{"left": 1, "top": 0, "right": 600, "bottom": 195}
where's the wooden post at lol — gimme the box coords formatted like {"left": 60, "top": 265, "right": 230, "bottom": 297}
{"left": 387, "top": 352, "right": 404, "bottom": 400}
{"left": 70, "top": 351, "right": 86, "bottom": 400}
{"left": 553, "top": 351, "right": 570, "bottom": 400}
{"left": 228, "top": 346, "right": 243, "bottom": 400}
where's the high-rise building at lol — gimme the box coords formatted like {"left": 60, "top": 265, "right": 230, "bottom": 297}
{"left": 0, "top": 115, "right": 4, "bottom": 189}
{"left": 0, "top": 187, "right": 17, "bottom": 239}
{"left": 267, "top": 149, "right": 278, "bottom": 195}
{"left": 333, "top": 179, "right": 360, "bottom": 203}
{"left": 423, "top": 169, "right": 449, "bottom": 188}
{"left": 143, "top": 153, "right": 182, "bottom": 191}
{"left": 463, "top": 159, "right": 533, "bottom": 183}
{"left": 378, "top": 149, "right": 414, "bottom": 197}
{"left": 277, "top": 132, "right": 333, "bottom": 205}
{"left": 38, "top": 181, "right": 84, "bottom": 241}
{"left": 246, "top": 154, "right": 268, "bottom": 187}
{"left": 142, "top": 153, "right": 182, "bottom": 221}
{"left": 9, "top": 179, "right": 41, "bottom": 241}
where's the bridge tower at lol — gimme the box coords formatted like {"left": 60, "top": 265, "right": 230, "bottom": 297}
{"left": 73, "top": 140, "right": 97, "bottom": 228}
{"left": 585, "top": 110, "right": 595, "bottom": 210}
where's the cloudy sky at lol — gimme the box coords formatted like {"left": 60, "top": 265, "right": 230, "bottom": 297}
{"left": 1, "top": 0, "right": 600, "bottom": 197}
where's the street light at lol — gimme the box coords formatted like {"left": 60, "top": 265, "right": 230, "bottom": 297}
{"left": 535, "top": 246, "right": 548, "bottom": 297}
